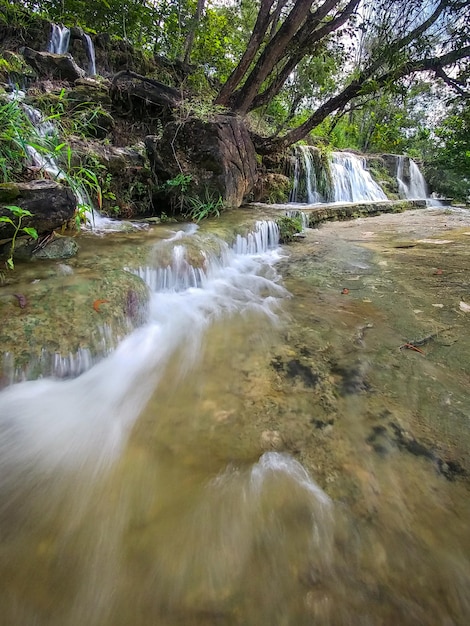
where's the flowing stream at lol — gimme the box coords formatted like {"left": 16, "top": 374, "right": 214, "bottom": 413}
{"left": 1, "top": 208, "right": 470, "bottom": 625}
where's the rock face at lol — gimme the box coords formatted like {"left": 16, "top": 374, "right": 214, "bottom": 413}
{"left": 22, "top": 47, "right": 86, "bottom": 81}
{"left": 0, "top": 180, "right": 77, "bottom": 238}
{"left": 110, "top": 70, "right": 182, "bottom": 121}
{"left": 146, "top": 115, "right": 258, "bottom": 210}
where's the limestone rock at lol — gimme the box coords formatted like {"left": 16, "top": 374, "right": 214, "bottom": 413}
{"left": 22, "top": 46, "right": 86, "bottom": 81}
{"left": 0, "top": 180, "right": 77, "bottom": 238}
{"left": 33, "top": 236, "right": 79, "bottom": 259}
{"left": 146, "top": 115, "right": 258, "bottom": 210}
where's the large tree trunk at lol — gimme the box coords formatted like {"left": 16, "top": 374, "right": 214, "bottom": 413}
{"left": 215, "top": 0, "right": 278, "bottom": 107}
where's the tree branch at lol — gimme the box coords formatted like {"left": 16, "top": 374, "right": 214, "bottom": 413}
{"left": 257, "top": 44, "right": 470, "bottom": 152}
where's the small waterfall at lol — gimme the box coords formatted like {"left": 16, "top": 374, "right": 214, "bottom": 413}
{"left": 134, "top": 221, "right": 282, "bottom": 294}
{"left": 289, "top": 146, "right": 388, "bottom": 204}
{"left": 331, "top": 152, "right": 388, "bottom": 202}
{"left": 0, "top": 221, "right": 287, "bottom": 475}
{"left": 11, "top": 91, "right": 121, "bottom": 230}
{"left": 83, "top": 33, "right": 97, "bottom": 76}
{"left": 47, "top": 24, "right": 96, "bottom": 77}
{"left": 396, "top": 156, "right": 428, "bottom": 199}
{"left": 289, "top": 145, "right": 326, "bottom": 203}
{"left": 285, "top": 209, "right": 310, "bottom": 229}
{"left": 47, "top": 24, "right": 70, "bottom": 54}
{"left": 233, "top": 220, "right": 280, "bottom": 254}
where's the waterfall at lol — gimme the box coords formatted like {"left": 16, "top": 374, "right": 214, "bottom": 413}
{"left": 47, "top": 24, "right": 70, "bottom": 54}
{"left": 285, "top": 209, "right": 310, "bottom": 229}
{"left": 396, "top": 155, "right": 428, "bottom": 199}
{"left": 83, "top": 33, "right": 97, "bottom": 76}
{"left": 9, "top": 91, "right": 121, "bottom": 230}
{"left": 0, "top": 221, "right": 287, "bottom": 475}
{"left": 289, "top": 145, "right": 325, "bottom": 204}
{"left": 289, "top": 146, "right": 388, "bottom": 204}
{"left": 47, "top": 24, "right": 96, "bottom": 77}
{"left": 330, "top": 152, "right": 388, "bottom": 202}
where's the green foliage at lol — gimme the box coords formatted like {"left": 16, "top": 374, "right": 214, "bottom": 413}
{"left": 177, "top": 97, "right": 227, "bottom": 123}
{"left": 0, "top": 97, "right": 34, "bottom": 181}
{"left": 276, "top": 216, "right": 303, "bottom": 244}
{"left": 163, "top": 173, "right": 193, "bottom": 193}
{"left": 0, "top": 204, "right": 38, "bottom": 269}
{"left": 424, "top": 102, "right": 470, "bottom": 201}
{"left": 189, "top": 6, "right": 243, "bottom": 83}
{"left": 185, "top": 189, "right": 224, "bottom": 222}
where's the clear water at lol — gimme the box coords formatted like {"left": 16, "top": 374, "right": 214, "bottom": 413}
{"left": 0, "top": 208, "right": 470, "bottom": 625}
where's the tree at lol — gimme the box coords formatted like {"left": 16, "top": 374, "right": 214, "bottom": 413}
{"left": 425, "top": 100, "right": 470, "bottom": 200}
{"left": 212, "top": 0, "right": 470, "bottom": 152}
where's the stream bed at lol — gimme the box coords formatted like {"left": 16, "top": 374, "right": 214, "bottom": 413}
{"left": 0, "top": 206, "right": 470, "bottom": 626}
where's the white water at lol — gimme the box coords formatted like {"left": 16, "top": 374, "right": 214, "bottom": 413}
{"left": 83, "top": 33, "right": 97, "bottom": 76}
{"left": 47, "top": 23, "right": 70, "bottom": 54}
{"left": 47, "top": 23, "right": 97, "bottom": 77}
{"left": 13, "top": 91, "right": 128, "bottom": 231}
{"left": 0, "top": 222, "right": 287, "bottom": 479}
{"left": 289, "top": 146, "right": 388, "bottom": 204}
{"left": 396, "top": 155, "right": 428, "bottom": 199}
{"left": 331, "top": 152, "right": 388, "bottom": 202}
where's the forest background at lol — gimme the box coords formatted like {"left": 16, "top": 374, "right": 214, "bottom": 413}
{"left": 3, "top": 0, "right": 470, "bottom": 201}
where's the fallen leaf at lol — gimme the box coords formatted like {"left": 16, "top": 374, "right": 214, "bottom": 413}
{"left": 459, "top": 301, "right": 470, "bottom": 313}
{"left": 432, "top": 303, "right": 444, "bottom": 308}
{"left": 93, "top": 298, "right": 109, "bottom": 313}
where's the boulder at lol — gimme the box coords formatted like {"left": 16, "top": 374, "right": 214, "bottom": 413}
{"left": 110, "top": 70, "right": 181, "bottom": 120}
{"left": 22, "top": 46, "right": 86, "bottom": 81}
{"left": 0, "top": 180, "right": 77, "bottom": 239}
{"left": 146, "top": 115, "right": 258, "bottom": 210}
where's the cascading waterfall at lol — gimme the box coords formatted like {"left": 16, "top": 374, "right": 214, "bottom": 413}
{"left": 1, "top": 219, "right": 286, "bottom": 385}
{"left": 330, "top": 152, "right": 388, "bottom": 202}
{"left": 83, "top": 33, "right": 97, "bottom": 76}
{"left": 396, "top": 155, "right": 428, "bottom": 199}
{"left": 0, "top": 218, "right": 339, "bottom": 626}
{"left": 47, "top": 23, "right": 97, "bottom": 77}
{"left": 8, "top": 90, "right": 122, "bottom": 230}
{"left": 289, "top": 146, "right": 388, "bottom": 204}
{"left": 289, "top": 145, "right": 326, "bottom": 204}
{"left": 47, "top": 23, "right": 70, "bottom": 55}
{"left": 285, "top": 209, "right": 310, "bottom": 229}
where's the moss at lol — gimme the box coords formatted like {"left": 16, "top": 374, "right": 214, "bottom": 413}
{"left": 0, "top": 183, "right": 20, "bottom": 201}
{"left": 276, "top": 216, "right": 303, "bottom": 243}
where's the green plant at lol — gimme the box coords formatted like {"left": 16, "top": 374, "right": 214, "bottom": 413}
{"left": 276, "top": 216, "right": 303, "bottom": 243}
{"left": 186, "top": 192, "right": 224, "bottom": 222}
{"left": 0, "top": 205, "right": 38, "bottom": 269}
{"left": 0, "top": 97, "right": 34, "bottom": 181}
{"left": 163, "top": 173, "right": 193, "bottom": 193}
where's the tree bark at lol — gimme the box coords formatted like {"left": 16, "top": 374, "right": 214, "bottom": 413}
{"left": 249, "top": 0, "right": 360, "bottom": 112}
{"left": 215, "top": 0, "right": 278, "bottom": 107}
{"left": 230, "top": 0, "right": 348, "bottom": 114}
{"left": 182, "top": 0, "right": 206, "bottom": 65}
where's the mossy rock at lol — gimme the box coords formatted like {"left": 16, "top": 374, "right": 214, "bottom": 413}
{"left": 254, "top": 173, "right": 292, "bottom": 203}
{"left": 276, "top": 216, "right": 303, "bottom": 243}
{"left": 0, "top": 183, "right": 20, "bottom": 202}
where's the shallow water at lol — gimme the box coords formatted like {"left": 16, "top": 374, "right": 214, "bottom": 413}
{"left": 0, "top": 208, "right": 470, "bottom": 625}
